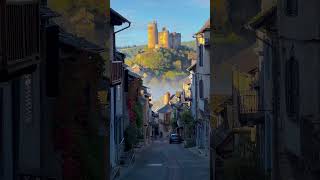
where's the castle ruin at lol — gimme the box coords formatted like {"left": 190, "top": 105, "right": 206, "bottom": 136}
{"left": 147, "top": 21, "right": 181, "bottom": 49}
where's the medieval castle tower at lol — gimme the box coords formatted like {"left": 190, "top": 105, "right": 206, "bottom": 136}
{"left": 148, "top": 21, "right": 158, "bottom": 49}
{"left": 147, "top": 21, "right": 181, "bottom": 49}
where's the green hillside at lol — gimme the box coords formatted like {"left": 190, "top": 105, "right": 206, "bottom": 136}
{"left": 119, "top": 41, "right": 197, "bottom": 59}
{"left": 118, "top": 45, "right": 147, "bottom": 59}
{"left": 121, "top": 45, "right": 197, "bottom": 82}
{"left": 181, "top": 41, "right": 197, "bottom": 51}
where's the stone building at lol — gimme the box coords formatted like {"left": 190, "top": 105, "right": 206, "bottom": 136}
{"left": 158, "top": 27, "right": 170, "bottom": 48}
{"left": 147, "top": 21, "right": 181, "bottom": 49}
{"left": 194, "top": 19, "right": 211, "bottom": 156}
{"left": 147, "top": 21, "right": 158, "bottom": 49}
{"left": 246, "top": 0, "right": 320, "bottom": 179}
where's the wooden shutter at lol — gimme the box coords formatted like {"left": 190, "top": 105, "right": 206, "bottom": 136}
{"left": 124, "top": 69, "right": 128, "bottom": 92}
{"left": 285, "top": 57, "right": 299, "bottom": 117}
{"left": 199, "top": 79, "right": 204, "bottom": 99}
{"left": 5, "top": 2, "right": 39, "bottom": 62}
{"left": 199, "top": 45, "right": 203, "bottom": 66}
{"left": 45, "top": 25, "right": 59, "bottom": 97}
{"left": 286, "top": 0, "right": 298, "bottom": 16}
{"left": 24, "top": 74, "right": 33, "bottom": 123}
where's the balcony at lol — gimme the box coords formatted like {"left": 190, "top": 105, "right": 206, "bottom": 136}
{"left": 238, "top": 91, "right": 264, "bottom": 126}
{"left": 0, "top": 0, "right": 40, "bottom": 81}
{"left": 111, "top": 61, "right": 123, "bottom": 85}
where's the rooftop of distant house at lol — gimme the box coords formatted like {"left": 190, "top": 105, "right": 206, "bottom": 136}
{"left": 196, "top": 19, "right": 210, "bottom": 34}
{"left": 157, "top": 104, "right": 173, "bottom": 113}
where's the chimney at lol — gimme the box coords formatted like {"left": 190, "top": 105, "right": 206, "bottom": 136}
{"left": 163, "top": 92, "right": 170, "bottom": 105}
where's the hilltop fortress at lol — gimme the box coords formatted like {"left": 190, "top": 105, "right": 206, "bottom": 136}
{"left": 148, "top": 21, "right": 181, "bottom": 49}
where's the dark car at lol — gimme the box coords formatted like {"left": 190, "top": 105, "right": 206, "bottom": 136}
{"left": 169, "top": 133, "right": 182, "bottom": 144}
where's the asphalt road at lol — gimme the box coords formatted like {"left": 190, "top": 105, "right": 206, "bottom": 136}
{"left": 119, "top": 139, "right": 210, "bottom": 180}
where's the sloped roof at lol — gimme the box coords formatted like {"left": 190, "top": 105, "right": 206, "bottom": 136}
{"left": 225, "top": 46, "right": 259, "bottom": 73}
{"left": 157, "top": 104, "right": 173, "bottom": 113}
{"left": 40, "top": 7, "right": 60, "bottom": 19}
{"left": 111, "top": 8, "right": 129, "bottom": 26}
{"left": 183, "top": 78, "right": 191, "bottom": 84}
{"left": 59, "top": 30, "right": 104, "bottom": 53}
{"left": 245, "top": 5, "right": 277, "bottom": 30}
{"left": 196, "top": 19, "right": 210, "bottom": 34}
{"left": 115, "top": 51, "right": 126, "bottom": 61}
{"left": 186, "top": 62, "right": 197, "bottom": 71}
{"left": 128, "top": 70, "right": 141, "bottom": 79}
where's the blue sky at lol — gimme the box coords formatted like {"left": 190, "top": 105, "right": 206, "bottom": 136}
{"left": 111, "top": 0, "right": 210, "bottom": 47}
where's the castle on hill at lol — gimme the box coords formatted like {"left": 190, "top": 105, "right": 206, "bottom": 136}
{"left": 147, "top": 21, "right": 181, "bottom": 49}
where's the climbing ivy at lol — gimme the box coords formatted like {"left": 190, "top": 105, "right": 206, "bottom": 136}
{"left": 133, "top": 101, "right": 143, "bottom": 128}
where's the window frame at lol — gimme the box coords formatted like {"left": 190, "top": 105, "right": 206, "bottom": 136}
{"left": 285, "top": 56, "right": 299, "bottom": 119}
{"left": 285, "top": 0, "right": 298, "bottom": 17}
{"left": 199, "top": 44, "right": 203, "bottom": 67}
{"left": 199, "top": 79, "right": 204, "bottom": 99}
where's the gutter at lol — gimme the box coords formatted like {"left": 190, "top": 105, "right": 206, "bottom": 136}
{"left": 114, "top": 21, "right": 131, "bottom": 34}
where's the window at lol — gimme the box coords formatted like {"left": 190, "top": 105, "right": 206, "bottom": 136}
{"left": 285, "top": 57, "right": 299, "bottom": 118}
{"left": 24, "top": 74, "right": 33, "bottom": 124}
{"left": 84, "top": 83, "right": 91, "bottom": 107}
{"left": 199, "top": 45, "right": 203, "bottom": 66}
{"left": 116, "top": 85, "right": 121, "bottom": 101}
{"left": 286, "top": 0, "right": 298, "bottom": 17}
{"left": 199, "top": 79, "right": 204, "bottom": 99}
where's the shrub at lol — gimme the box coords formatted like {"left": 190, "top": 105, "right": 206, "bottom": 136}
{"left": 124, "top": 124, "right": 138, "bottom": 151}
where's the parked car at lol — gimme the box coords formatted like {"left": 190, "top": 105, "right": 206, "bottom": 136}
{"left": 169, "top": 133, "right": 182, "bottom": 144}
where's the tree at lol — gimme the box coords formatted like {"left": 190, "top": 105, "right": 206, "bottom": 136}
{"left": 133, "top": 101, "right": 143, "bottom": 128}
{"left": 174, "top": 60, "right": 182, "bottom": 70}
{"left": 181, "top": 110, "right": 195, "bottom": 138}
{"left": 124, "top": 124, "right": 138, "bottom": 151}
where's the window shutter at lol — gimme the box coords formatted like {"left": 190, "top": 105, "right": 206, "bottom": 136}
{"left": 286, "top": 0, "right": 298, "bottom": 17}
{"left": 199, "top": 80, "right": 204, "bottom": 99}
{"left": 46, "top": 25, "right": 60, "bottom": 97}
{"left": 124, "top": 70, "right": 128, "bottom": 92}
{"left": 285, "top": 57, "right": 299, "bottom": 118}
{"left": 199, "top": 45, "right": 203, "bottom": 66}
{"left": 24, "top": 74, "right": 33, "bottom": 124}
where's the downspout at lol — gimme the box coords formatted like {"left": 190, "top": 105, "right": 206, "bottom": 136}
{"left": 114, "top": 21, "right": 131, "bottom": 34}
{"left": 113, "top": 21, "right": 131, "bottom": 61}
{"left": 246, "top": 27, "right": 278, "bottom": 180}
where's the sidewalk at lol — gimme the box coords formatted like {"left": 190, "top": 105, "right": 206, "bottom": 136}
{"left": 115, "top": 141, "right": 151, "bottom": 180}
{"left": 186, "top": 146, "right": 210, "bottom": 160}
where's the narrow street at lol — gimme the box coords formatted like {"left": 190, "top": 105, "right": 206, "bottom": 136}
{"left": 119, "top": 139, "right": 209, "bottom": 180}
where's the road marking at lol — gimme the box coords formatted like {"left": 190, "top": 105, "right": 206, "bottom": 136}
{"left": 147, "top": 163, "right": 163, "bottom": 167}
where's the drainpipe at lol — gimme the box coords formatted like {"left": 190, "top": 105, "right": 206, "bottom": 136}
{"left": 247, "top": 27, "right": 279, "bottom": 180}
{"left": 113, "top": 21, "right": 131, "bottom": 60}
{"left": 114, "top": 21, "right": 131, "bottom": 34}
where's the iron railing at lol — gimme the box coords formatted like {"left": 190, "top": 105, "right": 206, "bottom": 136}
{"left": 239, "top": 90, "right": 259, "bottom": 114}
{"left": 111, "top": 61, "right": 123, "bottom": 85}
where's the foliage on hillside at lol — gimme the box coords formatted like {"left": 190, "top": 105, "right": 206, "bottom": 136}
{"left": 123, "top": 46, "right": 195, "bottom": 81}
{"left": 120, "top": 46, "right": 197, "bottom": 83}
{"left": 181, "top": 41, "right": 197, "bottom": 51}
{"left": 118, "top": 45, "right": 147, "bottom": 59}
